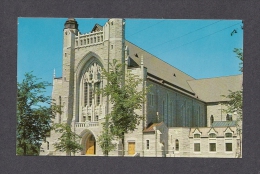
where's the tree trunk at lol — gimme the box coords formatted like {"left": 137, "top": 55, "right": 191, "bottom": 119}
{"left": 121, "top": 132, "right": 125, "bottom": 156}
{"left": 23, "top": 143, "right": 26, "bottom": 155}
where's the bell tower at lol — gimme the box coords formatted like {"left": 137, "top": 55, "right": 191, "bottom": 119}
{"left": 62, "top": 18, "right": 79, "bottom": 124}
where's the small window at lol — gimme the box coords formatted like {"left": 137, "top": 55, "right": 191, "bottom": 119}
{"left": 194, "top": 143, "right": 200, "bottom": 152}
{"left": 210, "top": 115, "right": 214, "bottom": 124}
{"left": 226, "top": 143, "right": 232, "bottom": 151}
{"left": 175, "top": 139, "right": 179, "bottom": 151}
{"left": 98, "top": 37, "right": 100, "bottom": 42}
{"left": 87, "top": 38, "right": 89, "bottom": 44}
{"left": 226, "top": 114, "right": 232, "bottom": 121}
{"left": 111, "top": 45, "right": 113, "bottom": 49}
{"left": 225, "top": 133, "right": 232, "bottom": 138}
{"left": 101, "top": 36, "right": 103, "bottom": 41}
{"left": 76, "top": 41, "right": 78, "bottom": 46}
{"left": 88, "top": 116, "right": 91, "bottom": 121}
{"left": 84, "top": 39, "right": 86, "bottom": 45}
{"left": 194, "top": 134, "right": 200, "bottom": 138}
{"left": 65, "top": 53, "right": 67, "bottom": 57}
{"left": 95, "top": 115, "right": 99, "bottom": 121}
{"left": 146, "top": 140, "right": 149, "bottom": 150}
{"left": 209, "top": 143, "right": 216, "bottom": 152}
{"left": 91, "top": 38, "right": 93, "bottom": 43}
{"left": 94, "top": 37, "right": 96, "bottom": 43}
{"left": 209, "top": 133, "right": 216, "bottom": 138}
{"left": 80, "top": 40, "right": 83, "bottom": 45}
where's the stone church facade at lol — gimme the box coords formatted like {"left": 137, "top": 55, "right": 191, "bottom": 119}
{"left": 40, "top": 18, "right": 242, "bottom": 158}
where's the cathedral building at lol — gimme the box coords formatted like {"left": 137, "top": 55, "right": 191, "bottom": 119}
{"left": 40, "top": 18, "right": 242, "bottom": 158}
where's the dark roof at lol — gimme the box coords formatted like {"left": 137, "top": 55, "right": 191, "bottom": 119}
{"left": 91, "top": 24, "right": 103, "bottom": 32}
{"left": 125, "top": 41, "right": 195, "bottom": 94}
{"left": 187, "top": 75, "right": 242, "bottom": 102}
{"left": 143, "top": 122, "right": 163, "bottom": 132}
{"left": 211, "top": 121, "right": 236, "bottom": 127}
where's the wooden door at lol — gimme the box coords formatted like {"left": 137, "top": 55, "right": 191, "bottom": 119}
{"left": 86, "top": 135, "right": 95, "bottom": 155}
{"left": 128, "top": 142, "right": 135, "bottom": 155}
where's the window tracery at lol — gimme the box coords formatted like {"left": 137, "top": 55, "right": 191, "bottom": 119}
{"left": 83, "top": 62, "right": 102, "bottom": 107}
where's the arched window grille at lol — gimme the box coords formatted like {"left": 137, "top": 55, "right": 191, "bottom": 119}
{"left": 83, "top": 62, "right": 102, "bottom": 107}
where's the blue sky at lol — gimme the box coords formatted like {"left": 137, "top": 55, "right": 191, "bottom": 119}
{"left": 18, "top": 18, "right": 243, "bottom": 97}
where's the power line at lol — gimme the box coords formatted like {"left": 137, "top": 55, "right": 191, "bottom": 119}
{"left": 143, "top": 20, "right": 222, "bottom": 51}
{"left": 161, "top": 22, "right": 241, "bottom": 54}
{"left": 127, "top": 20, "right": 165, "bottom": 37}
{"left": 132, "top": 21, "right": 241, "bottom": 58}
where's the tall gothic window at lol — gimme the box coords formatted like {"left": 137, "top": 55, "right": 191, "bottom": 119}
{"left": 83, "top": 62, "right": 102, "bottom": 107}
{"left": 96, "top": 82, "right": 101, "bottom": 105}
{"left": 84, "top": 82, "right": 88, "bottom": 106}
{"left": 89, "top": 84, "right": 93, "bottom": 106}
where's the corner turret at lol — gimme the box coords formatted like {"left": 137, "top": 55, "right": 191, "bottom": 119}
{"left": 64, "top": 18, "right": 79, "bottom": 30}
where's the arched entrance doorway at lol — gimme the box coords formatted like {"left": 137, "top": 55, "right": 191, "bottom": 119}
{"left": 86, "top": 134, "right": 96, "bottom": 155}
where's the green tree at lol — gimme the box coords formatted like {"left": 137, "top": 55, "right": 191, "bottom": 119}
{"left": 97, "top": 59, "right": 147, "bottom": 156}
{"left": 97, "top": 115, "right": 116, "bottom": 156}
{"left": 17, "top": 72, "right": 59, "bottom": 155}
{"left": 222, "top": 48, "right": 243, "bottom": 158}
{"left": 53, "top": 123, "right": 83, "bottom": 156}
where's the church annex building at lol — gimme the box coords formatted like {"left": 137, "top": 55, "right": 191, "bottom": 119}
{"left": 40, "top": 18, "right": 242, "bottom": 158}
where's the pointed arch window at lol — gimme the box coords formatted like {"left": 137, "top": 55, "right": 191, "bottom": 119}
{"left": 175, "top": 139, "right": 179, "bottom": 151}
{"left": 210, "top": 115, "right": 214, "bottom": 124}
{"left": 89, "top": 84, "right": 93, "bottom": 106}
{"left": 84, "top": 82, "right": 88, "bottom": 106}
{"left": 96, "top": 82, "right": 101, "bottom": 105}
{"left": 83, "top": 62, "right": 102, "bottom": 107}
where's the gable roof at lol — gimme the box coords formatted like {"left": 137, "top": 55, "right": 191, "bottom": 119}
{"left": 189, "top": 126, "right": 237, "bottom": 137}
{"left": 187, "top": 75, "right": 242, "bottom": 103}
{"left": 125, "top": 41, "right": 195, "bottom": 94}
{"left": 91, "top": 24, "right": 103, "bottom": 32}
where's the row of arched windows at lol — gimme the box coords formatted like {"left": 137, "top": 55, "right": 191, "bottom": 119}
{"left": 76, "top": 35, "right": 103, "bottom": 46}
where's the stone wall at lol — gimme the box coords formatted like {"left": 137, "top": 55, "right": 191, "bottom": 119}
{"left": 146, "top": 80, "right": 206, "bottom": 128}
